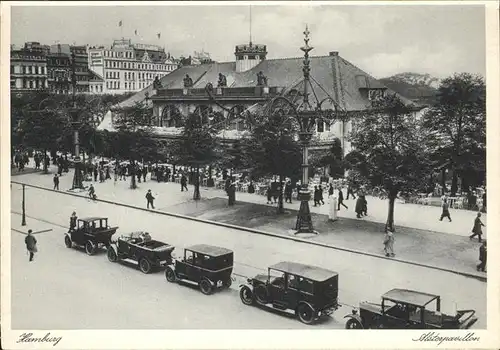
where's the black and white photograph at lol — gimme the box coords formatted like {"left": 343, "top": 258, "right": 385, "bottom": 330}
{"left": 1, "top": 1, "right": 499, "bottom": 349}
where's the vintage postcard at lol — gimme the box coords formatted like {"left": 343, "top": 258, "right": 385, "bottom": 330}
{"left": 1, "top": 1, "right": 499, "bottom": 349}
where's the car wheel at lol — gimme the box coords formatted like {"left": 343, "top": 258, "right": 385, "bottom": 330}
{"left": 297, "top": 303, "right": 315, "bottom": 325}
{"left": 345, "top": 318, "right": 363, "bottom": 329}
{"left": 165, "top": 267, "right": 176, "bottom": 282}
{"left": 85, "top": 240, "right": 96, "bottom": 255}
{"left": 64, "top": 235, "right": 72, "bottom": 248}
{"left": 254, "top": 285, "right": 269, "bottom": 305}
{"left": 239, "top": 286, "right": 254, "bottom": 305}
{"left": 199, "top": 279, "right": 213, "bottom": 295}
{"left": 107, "top": 248, "right": 117, "bottom": 262}
{"left": 139, "top": 258, "right": 152, "bottom": 274}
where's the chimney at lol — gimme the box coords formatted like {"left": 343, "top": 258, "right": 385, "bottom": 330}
{"left": 329, "top": 51, "right": 339, "bottom": 56}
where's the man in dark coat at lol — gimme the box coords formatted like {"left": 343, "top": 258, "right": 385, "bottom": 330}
{"left": 284, "top": 182, "right": 293, "bottom": 203}
{"left": 93, "top": 167, "right": 98, "bottom": 182}
{"left": 228, "top": 183, "right": 236, "bottom": 206}
{"left": 355, "top": 196, "right": 364, "bottom": 218}
{"left": 146, "top": 189, "right": 155, "bottom": 209}
{"left": 346, "top": 184, "right": 356, "bottom": 200}
{"left": 337, "top": 188, "right": 348, "bottom": 210}
{"left": 53, "top": 174, "right": 59, "bottom": 190}
{"left": 318, "top": 185, "right": 325, "bottom": 205}
{"left": 470, "top": 212, "right": 485, "bottom": 242}
{"left": 25, "top": 230, "right": 37, "bottom": 262}
{"left": 477, "top": 240, "right": 487, "bottom": 272}
{"left": 181, "top": 175, "right": 188, "bottom": 192}
{"left": 313, "top": 186, "right": 320, "bottom": 206}
{"left": 439, "top": 199, "right": 452, "bottom": 222}
{"left": 69, "top": 211, "right": 77, "bottom": 232}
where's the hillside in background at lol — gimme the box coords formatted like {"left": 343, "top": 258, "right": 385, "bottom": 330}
{"left": 380, "top": 72, "right": 439, "bottom": 106}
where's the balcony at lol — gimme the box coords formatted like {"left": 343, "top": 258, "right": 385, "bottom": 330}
{"left": 154, "top": 86, "right": 282, "bottom": 100}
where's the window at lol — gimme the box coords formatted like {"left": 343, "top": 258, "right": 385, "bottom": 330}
{"left": 106, "top": 82, "right": 109, "bottom": 89}
{"left": 100, "top": 85, "right": 103, "bottom": 92}
{"left": 125, "top": 82, "right": 127, "bottom": 89}
{"left": 185, "top": 251, "right": 194, "bottom": 263}
{"left": 29, "top": 81, "right": 33, "bottom": 88}
{"left": 10, "top": 65, "right": 14, "bottom": 74}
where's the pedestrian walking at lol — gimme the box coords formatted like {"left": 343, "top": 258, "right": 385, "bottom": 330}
{"left": 361, "top": 194, "right": 368, "bottom": 216}
{"left": 439, "top": 199, "right": 452, "bottom": 222}
{"left": 69, "top": 211, "right": 77, "bottom": 232}
{"left": 284, "top": 181, "right": 293, "bottom": 203}
{"left": 25, "top": 230, "right": 38, "bottom": 262}
{"left": 105, "top": 167, "right": 111, "bottom": 180}
{"left": 142, "top": 167, "right": 147, "bottom": 182}
{"left": 146, "top": 189, "right": 155, "bottom": 209}
{"left": 88, "top": 184, "right": 97, "bottom": 200}
{"left": 228, "top": 183, "right": 236, "bottom": 206}
{"left": 313, "top": 186, "right": 320, "bottom": 206}
{"left": 476, "top": 240, "right": 487, "bottom": 272}
{"left": 53, "top": 174, "right": 59, "bottom": 190}
{"left": 337, "top": 188, "right": 348, "bottom": 210}
{"left": 266, "top": 185, "right": 273, "bottom": 204}
{"left": 355, "top": 196, "right": 364, "bottom": 218}
{"left": 346, "top": 184, "right": 356, "bottom": 200}
{"left": 469, "top": 212, "right": 485, "bottom": 242}
{"left": 181, "top": 175, "right": 188, "bottom": 192}
{"left": 383, "top": 229, "right": 395, "bottom": 257}
{"left": 481, "top": 189, "right": 486, "bottom": 213}
{"left": 328, "top": 184, "right": 334, "bottom": 198}
{"left": 93, "top": 167, "right": 98, "bottom": 182}
{"left": 319, "top": 185, "right": 325, "bottom": 205}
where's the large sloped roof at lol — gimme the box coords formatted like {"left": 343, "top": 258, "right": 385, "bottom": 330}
{"left": 113, "top": 53, "right": 416, "bottom": 112}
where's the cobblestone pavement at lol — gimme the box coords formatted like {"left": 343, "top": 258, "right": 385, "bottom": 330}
{"left": 11, "top": 167, "right": 487, "bottom": 279}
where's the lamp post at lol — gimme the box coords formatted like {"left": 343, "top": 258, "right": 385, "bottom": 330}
{"left": 294, "top": 26, "right": 317, "bottom": 234}
{"left": 21, "top": 184, "right": 26, "bottom": 226}
{"left": 70, "top": 50, "right": 84, "bottom": 190}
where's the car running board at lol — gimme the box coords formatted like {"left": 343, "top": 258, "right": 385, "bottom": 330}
{"left": 121, "top": 258, "right": 139, "bottom": 265}
{"left": 258, "top": 302, "right": 295, "bottom": 315}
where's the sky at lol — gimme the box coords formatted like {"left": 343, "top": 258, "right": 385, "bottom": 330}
{"left": 10, "top": 3, "right": 486, "bottom": 79}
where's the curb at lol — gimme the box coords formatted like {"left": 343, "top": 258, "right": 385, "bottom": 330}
{"left": 11, "top": 181, "right": 487, "bottom": 283}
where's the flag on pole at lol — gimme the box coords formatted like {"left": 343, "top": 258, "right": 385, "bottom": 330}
{"left": 118, "top": 20, "right": 123, "bottom": 27}
{"left": 157, "top": 32, "right": 161, "bottom": 39}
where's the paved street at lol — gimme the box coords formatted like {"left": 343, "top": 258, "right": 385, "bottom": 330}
{"left": 11, "top": 168, "right": 487, "bottom": 278}
{"left": 9, "top": 183, "right": 486, "bottom": 329}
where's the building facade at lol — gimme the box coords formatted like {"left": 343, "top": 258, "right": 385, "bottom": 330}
{"left": 88, "top": 69, "right": 105, "bottom": 94}
{"left": 100, "top": 40, "right": 420, "bottom": 157}
{"left": 88, "top": 39, "right": 178, "bottom": 95}
{"left": 10, "top": 42, "right": 49, "bottom": 94}
{"left": 70, "top": 45, "right": 90, "bottom": 93}
{"left": 47, "top": 44, "right": 71, "bottom": 94}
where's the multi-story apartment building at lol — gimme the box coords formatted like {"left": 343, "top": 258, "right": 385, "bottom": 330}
{"left": 88, "top": 39, "right": 178, "bottom": 95}
{"left": 70, "top": 45, "right": 90, "bottom": 93}
{"left": 10, "top": 42, "right": 49, "bottom": 94}
{"left": 88, "top": 69, "right": 104, "bottom": 94}
{"left": 47, "top": 44, "right": 71, "bottom": 94}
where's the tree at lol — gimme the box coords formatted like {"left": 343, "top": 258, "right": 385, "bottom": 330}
{"left": 18, "top": 108, "right": 68, "bottom": 173}
{"left": 171, "top": 112, "right": 221, "bottom": 200}
{"left": 347, "top": 94, "right": 432, "bottom": 231}
{"left": 309, "top": 138, "right": 344, "bottom": 179}
{"left": 112, "top": 101, "right": 155, "bottom": 189}
{"left": 422, "top": 73, "right": 486, "bottom": 194}
{"left": 242, "top": 111, "right": 302, "bottom": 213}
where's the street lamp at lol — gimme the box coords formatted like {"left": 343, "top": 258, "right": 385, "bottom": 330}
{"left": 70, "top": 51, "right": 84, "bottom": 191}
{"left": 21, "top": 184, "right": 26, "bottom": 226}
{"left": 265, "top": 26, "right": 343, "bottom": 234}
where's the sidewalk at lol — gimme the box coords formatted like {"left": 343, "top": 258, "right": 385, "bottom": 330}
{"left": 11, "top": 167, "right": 487, "bottom": 280}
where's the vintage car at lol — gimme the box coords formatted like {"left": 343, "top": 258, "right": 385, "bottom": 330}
{"left": 64, "top": 217, "right": 118, "bottom": 255}
{"left": 165, "top": 244, "right": 233, "bottom": 295}
{"left": 345, "top": 288, "right": 478, "bottom": 329}
{"left": 239, "top": 261, "right": 340, "bottom": 324}
{"left": 107, "top": 231, "right": 175, "bottom": 274}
